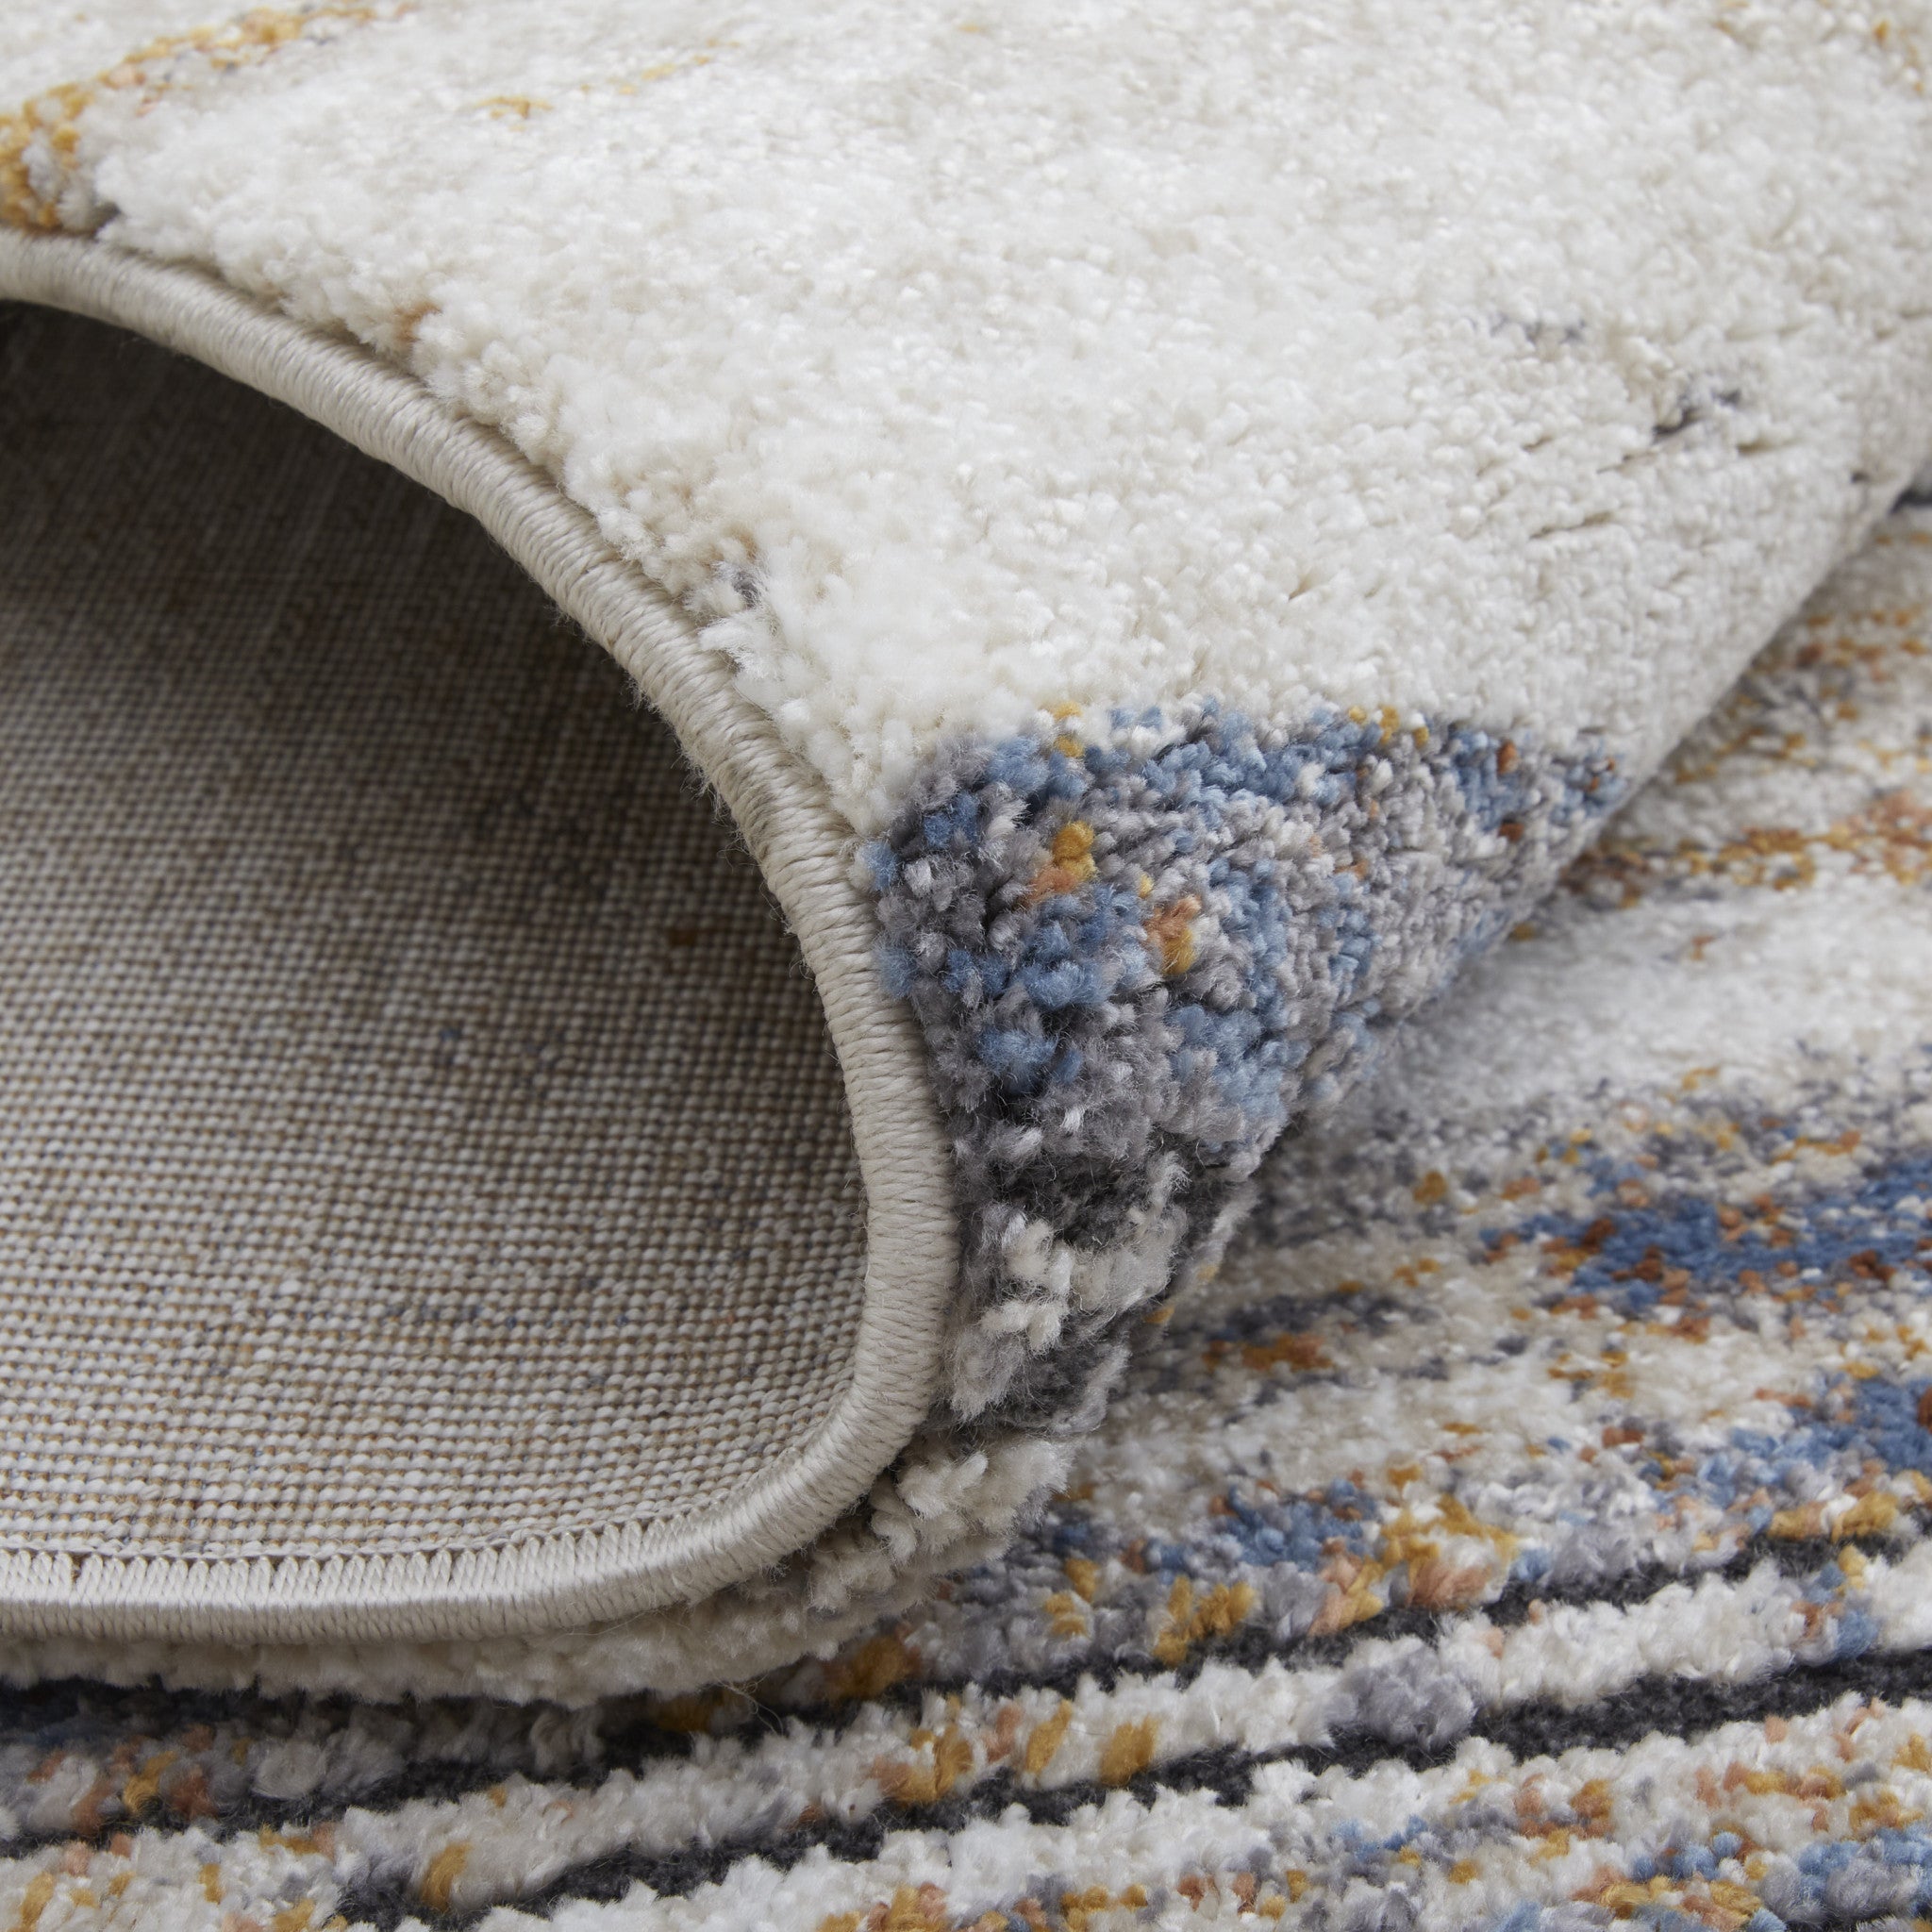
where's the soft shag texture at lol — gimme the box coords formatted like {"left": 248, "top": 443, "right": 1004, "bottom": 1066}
{"left": 8, "top": 447, "right": 1932, "bottom": 1932}
{"left": 5, "top": 0, "right": 1932, "bottom": 1684}
{"left": 872, "top": 709, "right": 1622, "bottom": 1428}
{"left": 10, "top": 0, "right": 1932, "bottom": 824}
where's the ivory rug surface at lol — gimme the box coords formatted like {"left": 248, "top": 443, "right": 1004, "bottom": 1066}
{"left": 7, "top": 1, "right": 1932, "bottom": 1925}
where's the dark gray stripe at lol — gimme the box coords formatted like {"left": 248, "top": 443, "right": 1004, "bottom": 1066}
{"left": 329, "top": 1641, "right": 1932, "bottom": 1929}
{"left": 0, "top": 1529, "right": 1884, "bottom": 1862}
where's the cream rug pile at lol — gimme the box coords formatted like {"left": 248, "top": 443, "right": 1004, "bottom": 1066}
{"left": 5, "top": 3, "right": 1932, "bottom": 1927}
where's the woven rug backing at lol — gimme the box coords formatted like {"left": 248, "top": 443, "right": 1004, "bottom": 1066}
{"left": 0, "top": 302, "right": 868, "bottom": 1562}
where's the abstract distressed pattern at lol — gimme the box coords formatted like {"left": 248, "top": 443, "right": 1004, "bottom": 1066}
{"left": 867, "top": 707, "right": 1621, "bottom": 1424}
{"left": 10, "top": 496, "right": 1932, "bottom": 1927}
{"left": 0, "top": 2, "right": 402, "bottom": 233}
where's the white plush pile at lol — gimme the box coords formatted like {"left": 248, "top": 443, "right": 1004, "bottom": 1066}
{"left": 11, "top": 0, "right": 1932, "bottom": 824}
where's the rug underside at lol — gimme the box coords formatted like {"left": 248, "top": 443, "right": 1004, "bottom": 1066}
{"left": 0, "top": 301, "right": 873, "bottom": 1568}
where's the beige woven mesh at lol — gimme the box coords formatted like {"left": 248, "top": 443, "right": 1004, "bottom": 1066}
{"left": 0, "top": 303, "right": 869, "bottom": 1561}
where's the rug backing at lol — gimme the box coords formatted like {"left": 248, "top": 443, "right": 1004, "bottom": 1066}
{"left": 0, "top": 303, "right": 869, "bottom": 1562}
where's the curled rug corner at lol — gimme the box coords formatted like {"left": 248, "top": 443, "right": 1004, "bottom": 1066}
{"left": 3, "top": 0, "right": 1932, "bottom": 1703}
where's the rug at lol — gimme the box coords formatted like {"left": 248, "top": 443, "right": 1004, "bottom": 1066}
{"left": 5, "top": 1, "right": 1932, "bottom": 1682}
{"left": 8, "top": 3, "right": 1932, "bottom": 1926}
{"left": 2, "top": 398, "right": 1932, "bottom": 1932}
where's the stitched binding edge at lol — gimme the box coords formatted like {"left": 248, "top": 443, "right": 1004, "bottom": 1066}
{"left": 0, "top": 229, "right": 959, "bottom": 1643}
